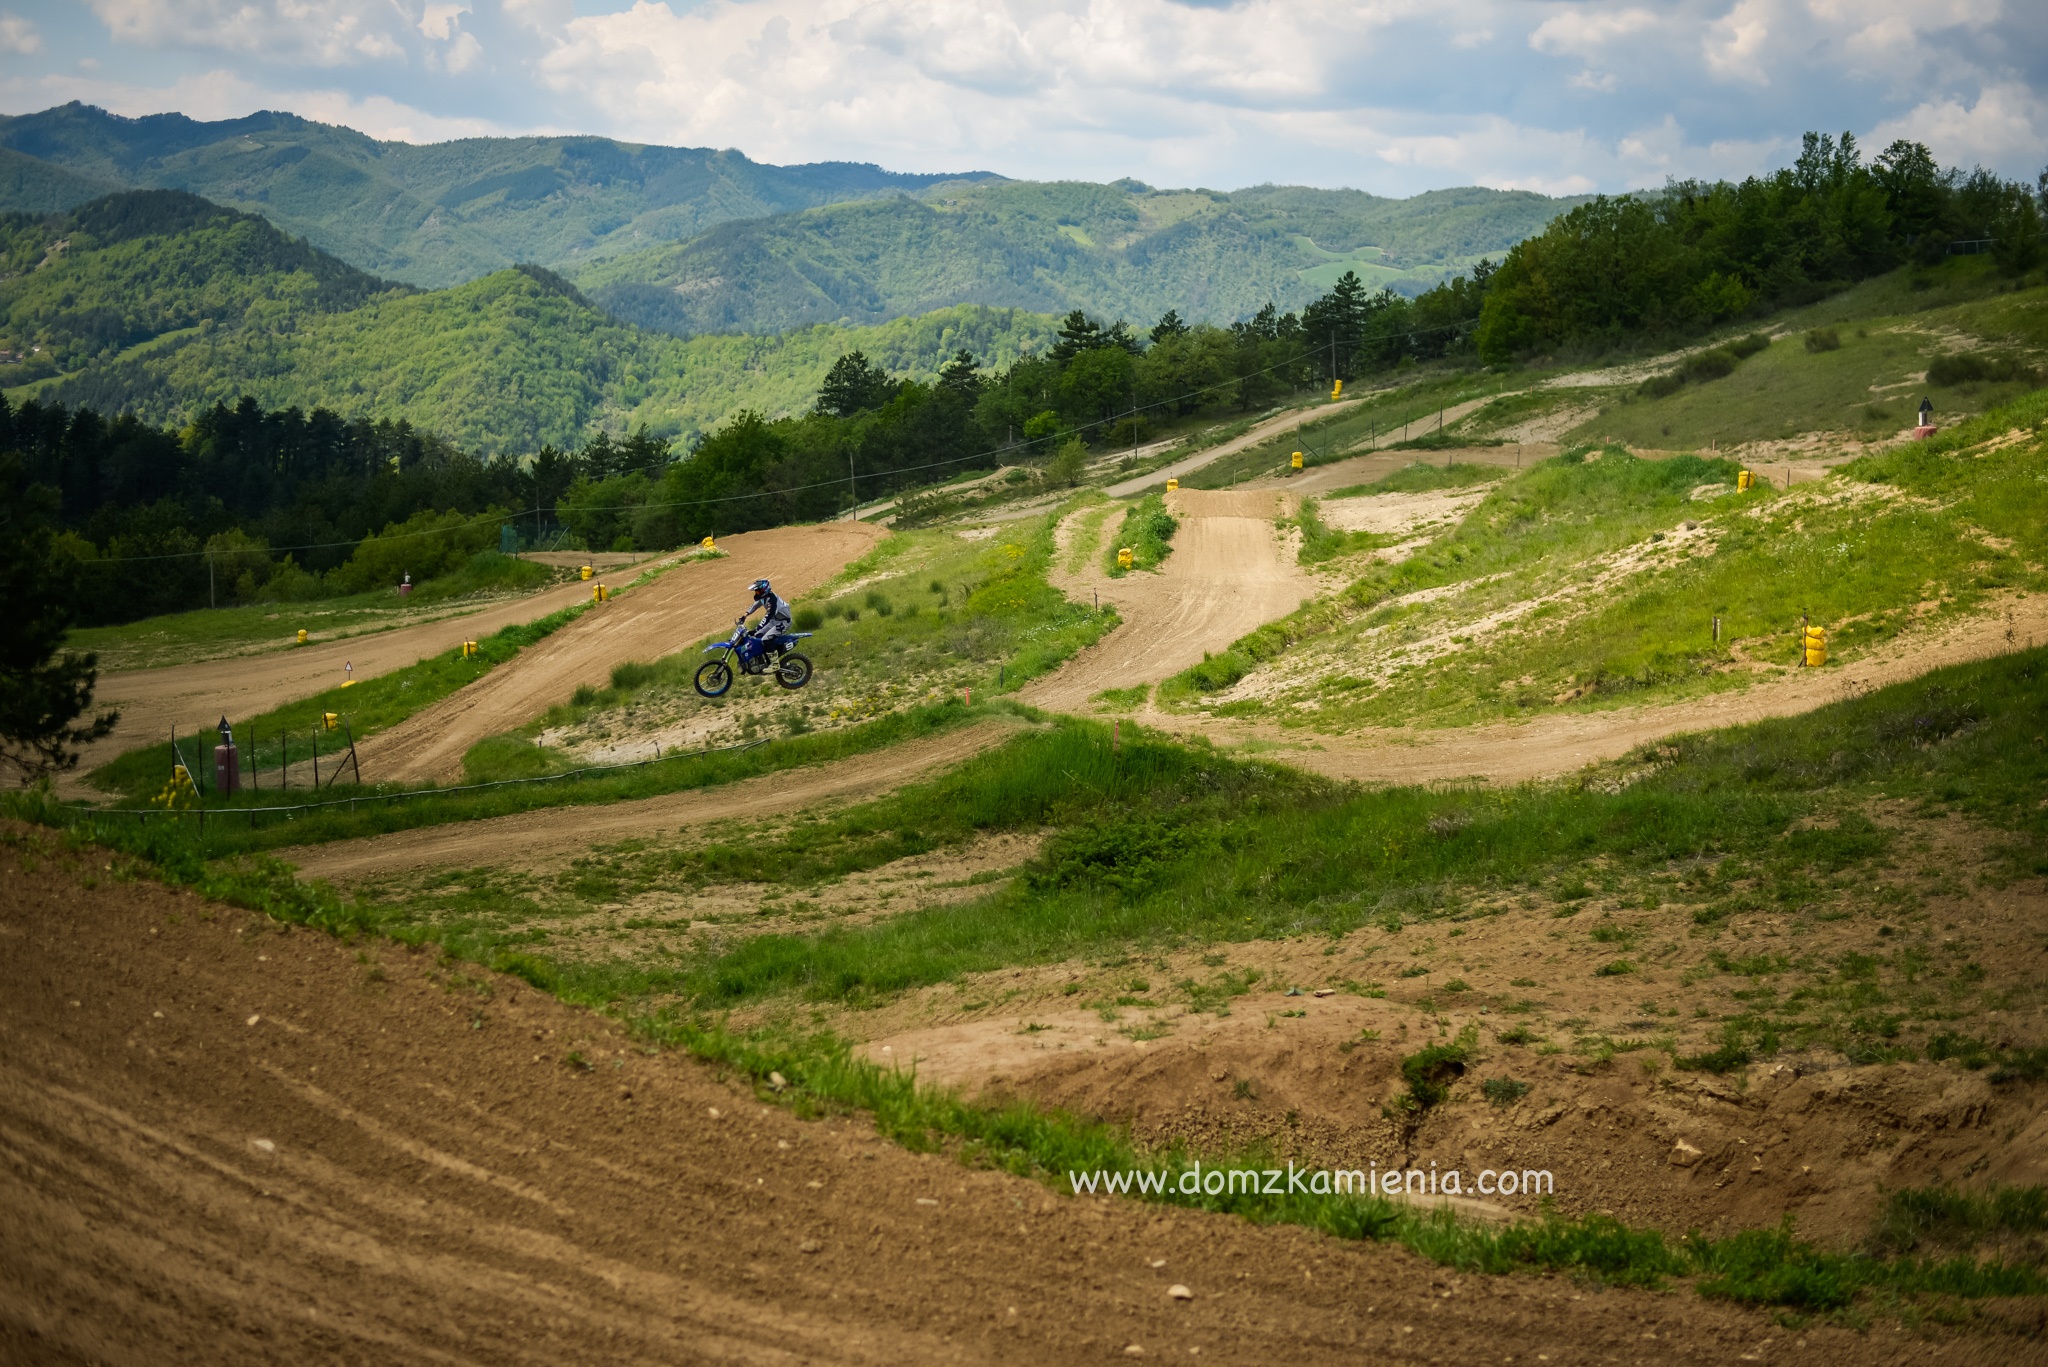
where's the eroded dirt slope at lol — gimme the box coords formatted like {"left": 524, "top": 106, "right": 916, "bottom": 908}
{"left": 0, "top": 823, "right": 1943, "bottom": 1366}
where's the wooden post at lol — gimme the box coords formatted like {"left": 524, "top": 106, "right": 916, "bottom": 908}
{"left": 311, "top": 727, "right": 320, "bottom": 789}
{"left": 343, "top": 718, "right": 363, "bottom": 786}
{"left": 280, "top": 728, "right": 288, "bottom": 790}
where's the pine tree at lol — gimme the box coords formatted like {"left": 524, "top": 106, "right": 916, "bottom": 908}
{"left": 1150, "top": 309, "right": 1189, "bottom": 344}
{"left": 815, "top": 351, "right": 893, "bottom": 417}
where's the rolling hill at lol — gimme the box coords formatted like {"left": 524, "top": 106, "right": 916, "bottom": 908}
{"left": 0, "top": 102, "right": 998, "bottom": 288}
{"left": 572, "top": 179, "right": 1574, "bottom": 337}
{"left": 0, "top": 190, "right": 1054, "bottom": 451}
{"left": 0, "top": 104, "right": 1582, "bottom": 339}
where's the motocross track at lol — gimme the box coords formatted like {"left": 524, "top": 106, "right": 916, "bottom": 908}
{"left": 360, "top": 522, "right": 885, "bottom": 786}
{"left": 284, "top": 720, "right": 1016, "bottom": 885}
{"left": 1104, "top": 400, "right": 1363, "bottom": 496}
{"left": 1, "top": 824, "right": 1960, "bottom": 1367}
{"left": 1165, "top": 590, "right": 2048, "bottom": 788}
{"left": 68, "top": 575, "right": 605, "bottom": 796}
{"left": 1021, "top": 490, "right": 1318, "bottom": 714}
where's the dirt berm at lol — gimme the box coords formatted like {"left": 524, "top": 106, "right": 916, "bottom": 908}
{"left": 362, "top": 521, "right": 883, "bottom": 785}
{"left": 2, "top": 824, "right": 1960, "bottom": 1366}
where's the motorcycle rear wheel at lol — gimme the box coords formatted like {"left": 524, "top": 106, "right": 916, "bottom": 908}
{"left": 774, "top": 653, "right": 813, "bottom": 689}
{"left": 694, "top": 659, "right": 734, "bottom": 698}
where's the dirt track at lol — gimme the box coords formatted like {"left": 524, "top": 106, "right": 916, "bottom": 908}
{"left": 1022, "top": 490, "right": 1317, "bottom": 714}
{"left": 72, "top": 576, "right": 605, "bottom": 794}
{"left": 361, "top": 522, "right": 885, "bottom": 785}
{"left": 2, "top": 824, "right": 1942, "bottom": 1366}
{"left": 1105, "top": 400, "right": 1363, "bottom": 496}
{"left": 1189, "top": 592, "right": 2048, "bottom": 787}
{"left": 286, "top": 721, "right": 1013, "bottom": 884}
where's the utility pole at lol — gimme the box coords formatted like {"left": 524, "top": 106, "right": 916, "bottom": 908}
{"left": 847, "top": 449, "right": 857, "bottom": 520}
{"left": 207, "top": 550, "right": 215, "bottom": 610}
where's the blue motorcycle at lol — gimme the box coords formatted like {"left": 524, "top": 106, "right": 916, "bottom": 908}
{"left": 695, "top": 618, "right": 814, "bottom": 698}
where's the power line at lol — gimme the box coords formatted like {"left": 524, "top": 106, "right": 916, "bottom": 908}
{"left": 61, "top": 314, "right": 1484, "bottom": 567}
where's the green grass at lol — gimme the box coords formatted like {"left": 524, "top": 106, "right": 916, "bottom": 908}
{"left": 86, "top": 602, "right": 588, "bottom": 799}
{"left": 12, "top": 646, "right": 2048, "bottom": 1321}
{"left": 66, "top": 553, "right": 564, "bottom": 673}
{"left": 88, "top": 698, "right": 995, "bottom": 857}
{"left": 1327, "top": 460, "right": 1507, "bottom": 498}
{"left": 648, "top": 646, "right": 2048, "bottom": 1008}
{"left": 1571, "top": 259, "right": 2048, "bottom": 450}
{"left": 1163, "top": 398, "right": 2048, "bottom": 724}
{"left": 1104, "top": 493, "right": 1177, "bottom": 576}
{"left": 499, "top": 504, "right": 1119, "bottom": 775}
{"left": 1296, "top": 498, "right": 1396, "bottom": 565}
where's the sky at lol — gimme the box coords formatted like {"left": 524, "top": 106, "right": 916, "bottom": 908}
{"left": 1, "top": 0, "right": 2043, "bottom": 196}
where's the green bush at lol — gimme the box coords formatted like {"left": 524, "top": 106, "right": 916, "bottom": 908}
{"left": 1105, "top": 493, "right": 1178, "bottom": 577}
{"left": 1928, "top": 351, "right": 2041, "bottom": 386}
{"left": 326, "top": 507, "right": 506, "bottom": 596}
{"left": 1803, "top": 327, "right": 1841, "bottom": 353}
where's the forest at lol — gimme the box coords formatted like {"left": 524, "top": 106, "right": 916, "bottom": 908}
{"left": 1477, "top": 132, "right": 2045, "bottom": 359}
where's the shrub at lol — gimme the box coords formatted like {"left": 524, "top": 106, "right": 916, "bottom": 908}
{"left": 1725, "top": 333, "right": 1772, "bottom": 360}
{"left": 1928, "top": 351, "right": 2041, "bottom": 387}
{"left": 1803, "top": 327, "right": 1841, "bottom": 353}
{"left": 1400, "top": 1041, "right": 1470, "bottom": 1110}
{"left": 1482, "top": 1078, "right": 1530, "bottom": 1107}
{"left": 793, "top": 607, "right": 825, "bottom": 631}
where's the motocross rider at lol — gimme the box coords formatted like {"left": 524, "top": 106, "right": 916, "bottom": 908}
{"left": 737, "top": 578, "right": 793, "bottom": 671}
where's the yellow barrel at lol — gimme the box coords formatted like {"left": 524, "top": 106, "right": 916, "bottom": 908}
{"left": 296, "top": 628, "right": 308, "bottom": 644}
{"left": 460, "top": 640, "right": 478, "bottom": 658}
{"left": 1165, "top": 478, "right": 1179, "bottom": 492}
{"left": 1291, "top": 451, "right": 1304, "bottom": 470}
{"left": 1331, "top": 379, "right": 1343, "bottom": 400}
{"left": 700, "top": 535, "right": 716, "bottom": 550}
{"left": 1803, "top": 626, "right": 1827, "bottom": 667}
{"left": 323, "top": 712, "right": 340, "bottom": 730}
{"left": 1117, "top": 547, "right": 1134, "bottom": 570}
{"left": 580, "top": 565, "right": 593, "bottom": 580}
{"left": 1737, "top": 469, "right": 1754, "bottom": 491}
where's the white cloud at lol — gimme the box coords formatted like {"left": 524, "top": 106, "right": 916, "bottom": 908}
{"left": 1528, "top": 7, "right": 1658, "bottom": 59}
{"left": 22, "top": 0, "right": 2044, "bottom": 195}
{"left": 1869, "top": 82, "right": 2048, "bottom": 171}
{"left": 87, "top": 0, "right": 416, "bottom": 67}
{"left": 0, "top": 13, "right": 40, "bottom": 55}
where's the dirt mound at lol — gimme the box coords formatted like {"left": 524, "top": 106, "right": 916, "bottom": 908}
{"left": 1024, "top": 501, "right": 1317, "bottom": 714}
{"left": 361, "top": 522, "right": 884, "bottom": 785}
{"left": 3, "top": 824, "right": 1918, "bottom": 1366}
{"left": 285, "top": 720, "right": 1011, "bottom": 884}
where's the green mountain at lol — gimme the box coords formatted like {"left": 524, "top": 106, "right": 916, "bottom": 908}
{"left": 572, "top": 179, "right": 1580, "bottom": 337}
{"left": 0, "top": 102, "right": 998, "bottom": 288}
{"left": 3, "top": 190, "right": 1053, "bottom": 451}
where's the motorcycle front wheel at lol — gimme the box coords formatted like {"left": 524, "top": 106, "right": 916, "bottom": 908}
{"left": 694, "top": 659, "right": 734, "bottom": 698}
{"left": 774, "top": 653, "right": 813, "bottom": 689}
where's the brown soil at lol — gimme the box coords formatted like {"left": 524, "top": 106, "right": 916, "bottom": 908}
{"left": 73, "top": 576, "right": 604, "bottom": 796}
{"left": 361, "top": 522, "right": 885, "bottom": 785}
{"left": 826, "top": 807, "right": 2048, "bottom": 1250}
{"left": 283, "top": 719, "right": 1015, "bottom": 885}
{"left": 8, "top": 825, "right": 1978, "bottom": 1366}
{"left": 1022, "top": 491, "right": 1317, "bottom": 714}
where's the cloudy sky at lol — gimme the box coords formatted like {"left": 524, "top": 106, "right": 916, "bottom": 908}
{"left": 3, "top": 0, "right": 2043, "bottom": 195}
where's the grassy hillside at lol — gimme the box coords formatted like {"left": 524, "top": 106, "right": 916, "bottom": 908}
{"left": 575, "top": 180, "right": 1578, "bottom": 337}
{"left": 0, "top": 102, "right": 996, "bottom": 288}
{"left": 5, "top": 196, "right": 1057, "bottom": 449}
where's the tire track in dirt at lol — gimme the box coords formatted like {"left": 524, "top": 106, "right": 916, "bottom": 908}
{"left": 360, "top": 522, "right": 885, "bottom": 786}
{"left": 0, "top": 825, "right": 1925, "bottom": 1366}
{"left": 285, "top": 720, "right": 1013, "bottom": 884}
{"left": 1021, "top": 489, "right": 1318, "bottom": 714}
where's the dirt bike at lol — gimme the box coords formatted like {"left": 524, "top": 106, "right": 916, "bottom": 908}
{"left": 694, "top": 618, "right": 813, "bottom": 698}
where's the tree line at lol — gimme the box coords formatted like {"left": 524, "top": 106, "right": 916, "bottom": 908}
{"left": 1477, "top": 133, "right": 2045, "bottom": 360}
